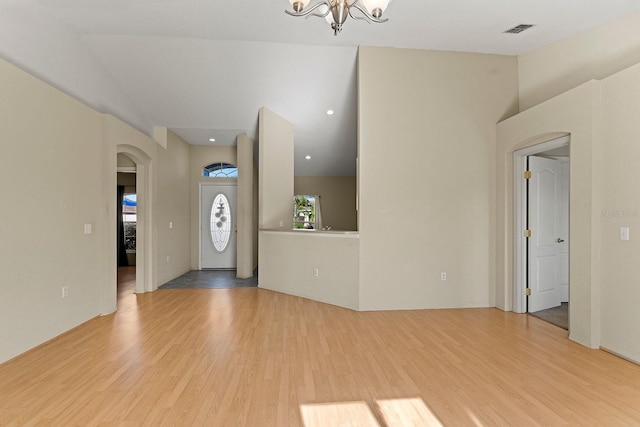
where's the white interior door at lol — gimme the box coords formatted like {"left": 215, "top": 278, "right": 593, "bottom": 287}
{"left": 200, "top": 184, "right": 237, "bottom": 269}
{"left": 528, "top": 156, "right": 563, "bottom": 313}
{"left": 559, "top": 160, "right": 569, "bottom": 302}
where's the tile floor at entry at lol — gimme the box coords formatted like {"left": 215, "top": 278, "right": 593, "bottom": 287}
{"left": 158, "top": 269, "right": 258, "bottom": 289}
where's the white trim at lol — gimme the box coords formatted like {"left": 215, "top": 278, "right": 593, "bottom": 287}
{"left": 513, "top": 135, "right": 570, "bottom": 313}
{"left": 117, "top": 166, "right": 136, "bottom": 173}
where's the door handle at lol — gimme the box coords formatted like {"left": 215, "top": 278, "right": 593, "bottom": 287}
{"left": 556, "top": 238, "right": 565, "bottom": 243}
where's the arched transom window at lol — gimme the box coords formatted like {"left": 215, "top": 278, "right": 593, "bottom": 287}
{"left": 203, "top": 162, "right": 237, "bottom": 178}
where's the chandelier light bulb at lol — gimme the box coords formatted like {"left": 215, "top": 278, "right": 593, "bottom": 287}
{"left": 289, "top": 0, "right": 311, "bottom": 12}
{"left": 361, "top": 0, "right": 391, "bottom": 17}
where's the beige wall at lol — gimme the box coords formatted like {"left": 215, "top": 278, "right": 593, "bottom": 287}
{"left": 157, "top": 131, "right": 191, "bottom": 285}
{"left": 357, "top": 46, "right": 518, "bottom": 310}
{"left": 508, "top": 11, "right": 640, "bottom": 361}
{"left": 498, "top": 63, "right": 640, "bottom": 363}
{"left": 294, "top": 176, "right": 357, "bottom": 231}
{"left": 259, "top": 231, "right": 360, "bottom": 310}
{"left": 519, "top": 12, "right": 640, "bottom": 111}
{"left": 236, "top": 133, "right": 256, "bottom": 278}
{"left": 0, "top": 56, "right": 196, "bottom": 364}
{"left": 496, "top": 82, "right": 601, "bottom": 349}
{"left": 0, "top": 57, "right": 105, "bottom": 363}
{"left": 256, "top": 108, "right": 360, "bottom": 306}
{"left": 598, "top": 64, "right": 640, "bottom": 362}
{"left": 258, "top": 107, "right": 294, "bottom": 230}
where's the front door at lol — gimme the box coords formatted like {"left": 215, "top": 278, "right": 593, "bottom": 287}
{"left": 528, "top": 156, "right": 564, "bottom": 312}
{"left": 200, "top": 184, "right": 237, "bottom": 269}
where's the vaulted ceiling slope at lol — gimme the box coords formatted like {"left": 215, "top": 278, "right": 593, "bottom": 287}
{"left": 2, "top": 1, "right": 640, "bottom": 175}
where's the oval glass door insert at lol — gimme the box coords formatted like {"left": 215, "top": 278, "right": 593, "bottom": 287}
{"left": 210, "top": 193, "right": 231, "bottom": 252}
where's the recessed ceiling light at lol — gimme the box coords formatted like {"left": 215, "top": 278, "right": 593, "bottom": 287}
{"left": 305, "top": 155, "right": 312, "bottom": 160}
{"left": 209, "top": 138, "right": 216, "bottom": 142}
{"left": 326, "top": 109, "right": 334, "bottom": 115}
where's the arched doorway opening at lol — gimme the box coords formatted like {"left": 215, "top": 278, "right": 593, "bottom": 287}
{"left": 117, "top": 153, "right": 137, "bottom": 297}
{"left": 117, "top": 144, "right": 153, "bottom": 296}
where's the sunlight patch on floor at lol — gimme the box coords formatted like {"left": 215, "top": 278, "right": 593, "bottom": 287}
{"left": 300, "top": 398, "right": 443, "bottom": 427}
{"left": 376, "top": 398, "right": 443, "bottom": 427}
{"left": 465, "top": 408, "right": 486, "bottom": 427}
{"left": 300, "top": 401, "right": 380, "bottom": 427}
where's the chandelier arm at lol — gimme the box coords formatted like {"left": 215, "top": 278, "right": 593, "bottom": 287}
{"left": 348, "top": 7, "right": 371, "bottom": 23}
{"left": 285, "top": 1, "right": 332, "bottom": 18}
{"left": 349, "top": 2, "right": 388, "bottom": 23}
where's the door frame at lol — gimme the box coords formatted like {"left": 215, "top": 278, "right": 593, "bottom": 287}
{"left": 117, "top": 144, "right": 154, "bottom": 296}
{"left": 199, "top": 182, "right": 238, "bottom": 270}
{"left": 513, "top": 135, "right": 570, "bottom": 314}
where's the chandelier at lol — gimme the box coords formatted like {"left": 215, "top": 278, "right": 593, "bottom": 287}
{"left": 285, "top": 0, "right": 392, "bottom": 36}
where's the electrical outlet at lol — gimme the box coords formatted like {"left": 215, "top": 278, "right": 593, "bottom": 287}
{"left": 62, "top": 286, "right": 69, "bottom": 298}
{"left": 313, "top": 268, "right": 319, "bottom": 277}
{"left": 441, "top": 272, "right": 447, "bottom": 281}
{"left": 279, "top": 220, "right": 284, "bottom": 228}
{"left": 166, "top": 255, "right": 170, "bottom": 263}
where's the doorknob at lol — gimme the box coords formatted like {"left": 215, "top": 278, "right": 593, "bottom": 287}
{"left": 556, "top": 238, "right": 565, "bottom": 243}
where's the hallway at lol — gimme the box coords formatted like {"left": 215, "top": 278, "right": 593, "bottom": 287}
{"left": 117, "top": 266, "right": 136, "bottom": 298}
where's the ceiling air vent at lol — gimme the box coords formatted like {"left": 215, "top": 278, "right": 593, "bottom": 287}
{"left": 503, "top": 24, "right": 535, "bottom": 34}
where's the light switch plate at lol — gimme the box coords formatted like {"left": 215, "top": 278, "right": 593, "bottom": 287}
{"left": 620, "top": 227, "right": 630, "bottom": 241}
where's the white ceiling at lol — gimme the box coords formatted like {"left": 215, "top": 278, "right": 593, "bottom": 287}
{"left": 3, "top": 0, "right": 640, "bottom": 175}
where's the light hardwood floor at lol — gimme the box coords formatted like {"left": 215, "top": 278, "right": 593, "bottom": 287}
{"left": 1, "top": 277, "right": 640, "bottom": 426}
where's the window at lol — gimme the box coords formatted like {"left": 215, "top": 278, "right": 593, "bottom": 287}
{"left": 293, "top": 195, "right": 316, "bottom": 229}
{"left": 210, "top": 193, "right": 232, "bottom": 252}
{"left": 203, "top": 162, "right": 238, "bottom": 178}
{"left": 122, "top": 194, "right": 136, "bottom": 251}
